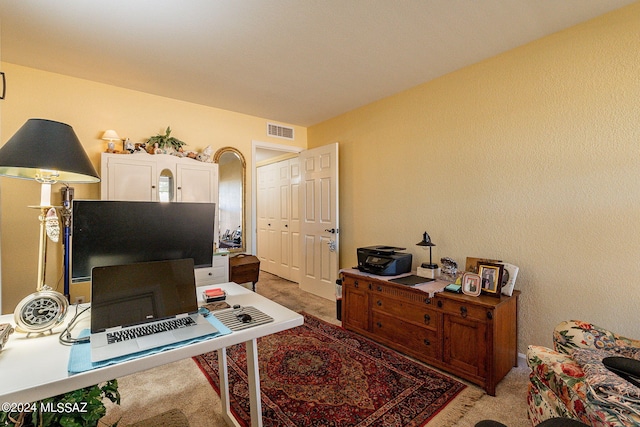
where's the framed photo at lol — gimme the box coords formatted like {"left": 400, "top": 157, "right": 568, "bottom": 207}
{"left": 465, "top": 257, "right": 502, "bottom": 274}
{"left": 478, "top": 262, "right": 503, "bottom": 297}
{"left": 461, "top": 272, "right": 482, "bottom": 296}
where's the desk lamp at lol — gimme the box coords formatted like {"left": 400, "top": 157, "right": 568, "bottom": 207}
{"left": 0, "top": 119, "right": 100, "bottom": 335}
{"left": 416, "top": 231, "right": 439, "bottom": 279}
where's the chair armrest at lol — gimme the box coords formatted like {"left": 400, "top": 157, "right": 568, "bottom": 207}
{"left": 553, "top": 320, "right": 635, "bottom": 354}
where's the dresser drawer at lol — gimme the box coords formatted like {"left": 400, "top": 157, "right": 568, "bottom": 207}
{"left": 371, "top": 310, "right": 439, "bottom": 359}
{"left": 437, "top": 298, "right": 490, "bottom": 322}
{"left": 371, "top": 294, "right": 438, "bottom": 330}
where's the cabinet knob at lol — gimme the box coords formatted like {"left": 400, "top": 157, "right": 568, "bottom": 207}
{"left": 487, "top": 311, "right": 493, "bottom": 320}
{"left": 377, "top": 300, "right": 382, "bottom": 306}
{"left": 177, "top": 186, "right": 182, "bottom": 190}
{"left": 151, "top": 185, "right": 156, "bottom": 189}
{"left": 377, "top": 285, "right": 382, "bottom": 292}
{"left": 424, "top": 314, "right": 430, "bottom": 324}
{"left": 376, "top": 322, "right": 382, "bottom": 328}
{"left": 460, "top": 306, "right": 468, "bottom": 318}
{"left": 354, "top": 280, "right": 359, "bottom": 288}
{"left": 437, "top": 300, "right": 443, "bottom": 308}
{"left": 424, "top": 339, "right": 430, "bottom": 346}
{"left": 425, "top": 297, "right": 431, "bottom": 305}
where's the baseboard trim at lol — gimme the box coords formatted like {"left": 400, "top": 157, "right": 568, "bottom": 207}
{"left": 517, "top": 352, "right": 527, "bottom": 367}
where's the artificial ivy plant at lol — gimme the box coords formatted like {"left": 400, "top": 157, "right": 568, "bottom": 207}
{"left": 0, "top": 380, "right": 120, "bottom": 427}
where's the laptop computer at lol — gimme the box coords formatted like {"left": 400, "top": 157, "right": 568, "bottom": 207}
{"left": 90, "top": 258, "right": 218, "bottom": 362}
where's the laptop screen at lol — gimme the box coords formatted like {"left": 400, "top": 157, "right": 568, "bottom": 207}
{"left": 91, "top": 258, "right": 197, "bottom": 333}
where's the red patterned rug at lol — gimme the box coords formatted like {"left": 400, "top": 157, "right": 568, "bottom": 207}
{"left": 194, "top": 313, "right": 474, "bottom": 427}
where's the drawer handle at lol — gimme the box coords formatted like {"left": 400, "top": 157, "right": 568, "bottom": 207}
{"left": 424, "top": 314, "right": 430, "bottom": 325}
{"left": 424, "top": 339, "right": 430, "bottom": 346}
{"left": 460, "top": 306, "right": 468, "bottom": 318}
{"left": 377, "top": 300, "right": 382, "bottom": 306}
{"left": 376, "top": 322, "right": 382, "bottom": 328}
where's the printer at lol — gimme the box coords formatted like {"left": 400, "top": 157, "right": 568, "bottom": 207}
{"left": 357, "top": 246, "right": 412, "bottom": 276}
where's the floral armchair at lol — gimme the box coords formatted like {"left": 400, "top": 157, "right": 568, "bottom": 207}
{"left": 527, "top": 320, "right": 640, "bottom": 426}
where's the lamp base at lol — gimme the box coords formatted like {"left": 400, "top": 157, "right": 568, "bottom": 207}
{"left": 417, "top": 265, "right": 440, "bottom": 279}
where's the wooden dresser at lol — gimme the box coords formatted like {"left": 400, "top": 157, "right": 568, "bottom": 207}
{"left": 340, "top": 269, "right": 519, "bottom": 395}
{"left": 229, "top": 254, "right": 260, "bottom": 291}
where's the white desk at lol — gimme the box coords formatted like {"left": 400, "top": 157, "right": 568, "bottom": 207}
{"left": 0, "top": 282, "right": 303, "bottom": 427}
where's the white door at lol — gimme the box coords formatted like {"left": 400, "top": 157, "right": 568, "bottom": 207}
{"left": 256, "top": 163, "right": 278, "bottom": 274}
{"left": 289, "top": 158, "right": 302, "bottom": 283}
{"left": 299, "top": 143, "right": 339, "bottom": 301}
{"left": 276, "top": 161, "right": 291, "bottom": 278}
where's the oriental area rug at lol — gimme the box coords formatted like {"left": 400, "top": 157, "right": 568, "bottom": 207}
{"left": 193, "top": 313, "right": 479, "bottom": 427}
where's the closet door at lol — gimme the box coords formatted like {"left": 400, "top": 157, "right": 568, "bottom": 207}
{"left": 276, "top": 160, "right": 291, "bottom": 278}
{"left": 257, "top": 163, "right": 279, "bottom": 275}
{"left": 256, "top": 159, "right": 300, "bottom": 282}
{"left": 289, "top": 157, "right": 301, "bottom": 283}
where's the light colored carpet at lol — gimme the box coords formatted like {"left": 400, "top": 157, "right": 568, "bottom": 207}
{"left": 100, "top": 272, "right": 531, "bottom": 427}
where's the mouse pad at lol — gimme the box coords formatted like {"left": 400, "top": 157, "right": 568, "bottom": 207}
{"left": 213, "top": 306, "right": 273, "bottom": 331}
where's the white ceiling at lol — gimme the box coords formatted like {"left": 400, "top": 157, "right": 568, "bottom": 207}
{"left": 1, "top": 0, "right": 636, "bottom": 127}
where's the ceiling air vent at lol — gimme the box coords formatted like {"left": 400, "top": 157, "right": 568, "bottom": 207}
{"left": 267, "top": 123, "right": 294, "bottom": 140}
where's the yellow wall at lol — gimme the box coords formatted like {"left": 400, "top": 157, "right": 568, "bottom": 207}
{"left": 309, "top": 3, "right": 640, "bottom": 352}
{"left": 0, "top": 63, "right": 306, "bottom": 314}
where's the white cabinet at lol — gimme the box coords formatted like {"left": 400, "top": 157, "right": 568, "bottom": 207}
{"left": 101, "top": 152, "right": 218, "bottom": 203}
{"left": 100, "top": 152, "right": 228, "bottom": 284}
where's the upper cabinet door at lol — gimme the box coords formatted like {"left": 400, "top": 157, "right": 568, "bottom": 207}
{"left": 176, "top": 162, "right": 218, "bottom": 203}
{"left": 103, "top": 155, "right": 157, "bottom": 201}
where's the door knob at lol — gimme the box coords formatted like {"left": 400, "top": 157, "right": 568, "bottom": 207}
{"left": 324, "top": 228, "right": 337, "bottom": 234}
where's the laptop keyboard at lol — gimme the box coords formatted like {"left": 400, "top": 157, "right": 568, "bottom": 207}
{"left": 107, "top": 317, "right": 197, "bottom": 344}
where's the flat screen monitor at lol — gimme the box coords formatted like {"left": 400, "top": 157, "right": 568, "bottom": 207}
{"left": 71, "top": 200, "right": 215, "bottom": 283}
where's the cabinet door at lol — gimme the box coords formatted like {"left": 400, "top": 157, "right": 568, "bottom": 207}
{"left": 105, "top": 156, "right": 157, "bottom": 201}
{"left": 176, "top": 162, "right": 217, "bottom": 202}
{"left": 342, "top": 277, "right": 368, "bottom": 332}
{"left": 443, "top": 314, "right": 488, "bottom": 378}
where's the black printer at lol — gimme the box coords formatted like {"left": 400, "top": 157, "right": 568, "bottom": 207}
{"left": 357, "top": 246, "right": 412, "bottom": 276}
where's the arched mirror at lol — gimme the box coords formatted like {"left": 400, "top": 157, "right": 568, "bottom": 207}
{"left": 158, "top": 168, "right": 174, "bottom": 202}
{"left": 214, "top": 147, "right": 246, "bottom": 253}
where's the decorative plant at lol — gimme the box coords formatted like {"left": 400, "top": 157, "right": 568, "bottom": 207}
{"left": 0, "top": 380, "right": 120, "bottom": 427}
{"left": 145, "top": 126, "right": 186, "bottom": 151}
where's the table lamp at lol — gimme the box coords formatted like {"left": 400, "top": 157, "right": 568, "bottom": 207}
{"left": 416, "top": 231, "right": 439, "bottom": 279}
{"left": 0, "top": 118, "right": 100, "bottom": 335}
{"left": 101, "top": 129, "right": 120, "bottom": 152}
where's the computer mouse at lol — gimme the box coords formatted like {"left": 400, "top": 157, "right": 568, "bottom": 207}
{"left": 238, "top": 313, "right": 252, "bottom": 323}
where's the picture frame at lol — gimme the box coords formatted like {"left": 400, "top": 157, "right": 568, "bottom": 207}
{"left": 478, "top": 262, "right": 503, "bottom": 297}
{"left": 464, "top": 257, "right": 502, "bottom": 274}
{"left": 461, "top": 272, "right": 482, "bottom": 296}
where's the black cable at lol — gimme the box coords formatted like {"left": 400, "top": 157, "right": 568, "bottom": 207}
{"left": 58, "top": 304, "right": 91, "bottom": 345}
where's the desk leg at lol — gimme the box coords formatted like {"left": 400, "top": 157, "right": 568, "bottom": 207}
{"left": 218, "top": 348, "right": 241, "bottom": 427}
{"left": 246, "top": 338, "right": 263, "bottom": 427}
{"left": 218, "top": 341, "right": 262, "bottom": 427}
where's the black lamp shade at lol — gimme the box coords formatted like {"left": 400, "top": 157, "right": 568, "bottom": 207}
{"left": 0, "top": 119, "right": 100, "bottom": 183}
